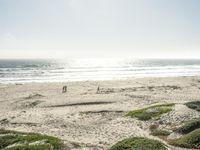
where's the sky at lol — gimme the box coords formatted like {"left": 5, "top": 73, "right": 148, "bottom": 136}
{"left": 0, "top": 0, "right": 200, "bottom": 59}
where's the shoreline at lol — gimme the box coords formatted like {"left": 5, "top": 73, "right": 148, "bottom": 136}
{"left": 1, "top": 75, "right": 200, "bottom": 85}
{"left": 0, "top": 76, "right": 200, "bottom": 149}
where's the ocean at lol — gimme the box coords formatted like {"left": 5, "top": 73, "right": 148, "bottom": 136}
{"left": 1, "top": 58, "right": 200, "bottom": 84}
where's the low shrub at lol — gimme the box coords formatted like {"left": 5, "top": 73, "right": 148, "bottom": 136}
{"left": 151, "top": 130, "right": 171, "bottom": 136}
{"left": 185, "top": 101, "right": 200, "bottom": 112}
{"left": 172, "top": 128, "right": 200, "bottom": 149}
{"left": 126, "top": 104, "right": 174, "bottom": 121}
{"left": 175, "top": 118, "right": 200, "bottom": 134}
{"left": 109, "top": 137, "right": 167, "bottom": 150}
{"left": 0, "top": 129, "right": 64, "bottom": 150}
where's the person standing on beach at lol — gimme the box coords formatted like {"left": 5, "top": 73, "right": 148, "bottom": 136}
{"left": 97, "top": 85, "right": 100, "bottom": 93}
{"left": 62, "top": 85, "right": 67, "bottom": 93}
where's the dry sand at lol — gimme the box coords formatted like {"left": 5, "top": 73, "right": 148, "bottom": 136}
{"left": 0, "top": 76, "right": 200, "bottom": 149}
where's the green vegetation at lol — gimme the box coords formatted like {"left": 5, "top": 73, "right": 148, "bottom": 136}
{"left": 149, "top": 124, "right": 170, "bottom": 137}
{"left": 151, "top": 130, "right": 171, "bottom": 136}
{"left": 172, "top": 128, "right": 200, "bottom": 149}
{"left": 0, "top": 129, "right": 64, "bottom": 150}
{"left": 126, "top": 104, "right": 174, "bottom": 121}
{"left": 4, "top": 145, "right": 51, "bottom": 150}
{"left": 175, "top": 118, "right": 200, "bottom": 134}
{"left": 169, "top": 117, "right": 200, "bottom": 149}
{"left": 109, "top": 137, "right": 167, "bottom": 150}
{"left": 149, "top": 124, "right": 159, "bottom": 131}
{"left": 185, "top": 101, "right": 200, "bottom": 112}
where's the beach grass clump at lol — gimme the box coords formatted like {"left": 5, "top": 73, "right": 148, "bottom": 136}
{"left": 149, "top": 124, "right": 170, "bottom": 137}
{"left": 109, "top": 137, "right": 167, "bottom": 150}
{"left": 149, "top": 124, "right": 159, "bottom": 131}
{"left": 185, "top": 101, "right": 200, "bottom": 111}
{"left": 0, "top": 129, "right": 64, "bottom": 150}
{"left": 126, "top": 104, "right": 174, "bottom": 121}
{"left": 171, "top": 128, "right": 200, "bottom": 149}
{"left": 4, "top": 145, "right": 51, "bottom": 150}
{"left": 175, "top": 118, "right": 200, "bottom": 134}
{"left": 151, "top": 130, "right": 171, "bottom": 136}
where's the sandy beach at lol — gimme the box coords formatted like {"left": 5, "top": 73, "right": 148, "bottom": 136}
{"left": 0, "top": 76, "right": 200, "bottom": 149}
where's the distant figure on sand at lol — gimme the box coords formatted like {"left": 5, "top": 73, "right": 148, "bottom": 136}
{"left": 97, "top": 85, "right": 100, "bottom": 93}
{"left": 62, "top": 86, "right": 67, "bottom": 93}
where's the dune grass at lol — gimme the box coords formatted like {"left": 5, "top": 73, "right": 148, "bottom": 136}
{"left": 109, "top": 137, "right": 167, "bottom": 150}
{"left": 126, "top": 104, "right": 174, "bottom": 121}
{"left": 149, "top": 124, "right": 159, "bottom": 131}
{"left": 151, "top": 130, "right": 171, "bottom": 137}
{"left": 185, "top": 101, "right": 200, "bottom": 112}
{"left": 172, "top": 128, "right": 200, "bottom": 149}
{"left": 0, "top": 129, "right": 64, "bottom": 150}
{"left": 4, "top": 145, "right": 51, "bottom": 150}
{"left": 175, "top": 118, "right": 200, "bottom": 134}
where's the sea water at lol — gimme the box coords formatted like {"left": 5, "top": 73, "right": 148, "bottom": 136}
{"left": 1, "top": 58, "right": 200, "bottom": 84}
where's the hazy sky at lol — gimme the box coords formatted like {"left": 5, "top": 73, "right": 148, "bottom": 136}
{"left": 0, "top": 0, "right": 200, "bottom": 59}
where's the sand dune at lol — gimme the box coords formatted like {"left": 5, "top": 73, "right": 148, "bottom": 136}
{"left": 0, "top": 76, "right": 200, "bottom": 149}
